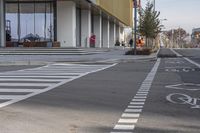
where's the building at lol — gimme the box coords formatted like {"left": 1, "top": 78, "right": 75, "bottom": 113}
{"left": 0, "top": 0, "right": 133, "bottom": 48}
{"left": 191, "top": 28, "right": 200, "bottom": 47}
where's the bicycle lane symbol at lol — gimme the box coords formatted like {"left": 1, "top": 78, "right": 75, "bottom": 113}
{"left": 166, "top": 93, "right": 200, "bottom": 109}
{"left": 165, "top": 83, "right": 200, "bottom": 91}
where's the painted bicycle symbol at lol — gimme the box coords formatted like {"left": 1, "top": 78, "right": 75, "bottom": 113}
{"left": 166, "top": 83, "right": 200, "bottom": 91}
{"left": 166, "top": 93, "right": 200, "bottom": 109}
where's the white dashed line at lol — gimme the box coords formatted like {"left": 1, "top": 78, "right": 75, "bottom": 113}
{"left": 114, "top": 125, "right": 135, "bottom": 130}
{"left": 118, "top": 119, "right": 138, "bottom": 123}
{"left": 128, "top": 105, "right": 143, "bottom": 108}
{"left": 111, "top": 58, "right": 160, "bottom": 133}
{"left": 132, "top": 99, "right": 146, "bottom": 102}
{"left": 122, "top": 113, "right": 140, "bottom": 118}
{"left": 125, "top": 109, "right": 142, "bottom": 113}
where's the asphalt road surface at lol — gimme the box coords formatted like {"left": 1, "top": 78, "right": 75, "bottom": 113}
{"left": 0, "top": 48, "right": 200, "bottom": 133}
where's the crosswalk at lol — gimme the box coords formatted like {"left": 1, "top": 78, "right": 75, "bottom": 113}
{"left": 0, "top": 63, "right": 116, "bottom": 108}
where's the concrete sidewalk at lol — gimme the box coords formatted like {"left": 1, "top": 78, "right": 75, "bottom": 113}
{"left": 0, "top": 48, "right": 157, "bottom": 65}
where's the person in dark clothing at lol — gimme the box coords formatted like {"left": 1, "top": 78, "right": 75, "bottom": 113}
{"left": 129, "top": 38, "right": 133, "bottom": 47}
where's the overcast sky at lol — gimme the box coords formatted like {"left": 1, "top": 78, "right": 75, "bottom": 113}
{"left": 142, "top": 0, "right": 200, "bottom": 33}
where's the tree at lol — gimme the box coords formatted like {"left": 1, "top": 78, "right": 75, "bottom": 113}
{"left": 164, "top": 28, "right": 188, "bottom": 48}
{"left": 138, "top": 1, "right": 162, "bottom": 48}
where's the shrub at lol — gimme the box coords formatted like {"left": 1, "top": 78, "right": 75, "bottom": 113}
{"left": 125, "top": 48, "right": 152, "bottom": 55}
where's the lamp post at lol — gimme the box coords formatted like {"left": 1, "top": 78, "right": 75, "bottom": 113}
{"left": 134, "top": 0, "right": 137, "bottom": 55}
{"left": 159, "top": 19, "right": 167, "bottom": 48}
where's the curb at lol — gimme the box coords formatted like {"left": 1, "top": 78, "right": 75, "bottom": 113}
{"left": 0, "top": 61, "right": 49, "bottom": 66}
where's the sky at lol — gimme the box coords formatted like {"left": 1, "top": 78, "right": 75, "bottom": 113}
{"left": 141, "top": 0, "right": 200, "bottom": 33}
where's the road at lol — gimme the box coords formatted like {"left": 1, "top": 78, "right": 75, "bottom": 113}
{"left": 0, "top": 48, "right": 199, "bottom": 133}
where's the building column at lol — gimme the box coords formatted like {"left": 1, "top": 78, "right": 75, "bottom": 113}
{"left": 0, "top": 0, "right": 5, "bottom": 47}
{"left": 119, "top": 26, "right": 125, "bottom": 43}
{"left": 57, "top": 1, "right": 76, "bottom": 47}
{"left": 109, "top": 22, "right": 116, "bottom": 47}
{"left": 102, "top": 18, "right": 110, "bottom": 48}
{"left": 116, "top": 24, "right": 120, "bottom": 43}
{"left": 93, "top": 14, "right": 102, "bottom": 48}
{"left": 81, "top": 8, "right": 91, "bottom": 48}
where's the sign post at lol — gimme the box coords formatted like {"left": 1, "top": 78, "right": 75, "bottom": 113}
{"left": 134, "top": 0, "right": 138, "bottom": 55}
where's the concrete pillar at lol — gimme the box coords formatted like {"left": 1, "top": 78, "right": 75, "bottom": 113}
{"left": 0, "top": 0, "right": 5, "bottom": 47}
{"left": 93, "top": 15, "right": 102, "bottom": 48}
{"left": 116, "top": 25, "right": 120, "bottom": 42}
{"left": 119, "top": 26, "right": 125, "bottom": 43}
{"left": 102, "top": 18, "right": 110, "bottom": 48}
{"left": 81, "top": 9, "right": 91, "bottom": 48}
{"left": 109, "top": 22, "right": 116, "bottom": 47}
{"left": 57, "top": 1, "right": 76, "bottom": 47}
{"left": 114, "top": 23, "right": 116, "bottom": 45}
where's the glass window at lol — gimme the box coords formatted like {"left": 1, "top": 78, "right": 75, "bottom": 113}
{"left": 5, "top": 1, "right": 55, "bottom": 46}
{"left": 19, "top": 3, "right": 35, "bottom": 42}
{"left": 6, "top": 3, "right": 18, "bottom": 42}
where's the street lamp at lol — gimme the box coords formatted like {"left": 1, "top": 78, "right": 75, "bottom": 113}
{"left": 159, "top": 19, "right": 167, "bottom": 48}
{"left": 133, "top": 0, "right": 138, "bottom": 55}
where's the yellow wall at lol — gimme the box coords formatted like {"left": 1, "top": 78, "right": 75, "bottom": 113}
{"left": 96, "top": 0, "right": 133, "bottom": 27}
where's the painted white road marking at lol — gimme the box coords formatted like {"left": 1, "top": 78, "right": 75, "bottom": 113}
{"left": 0, "top": 83, "right": 54, "bottom": 87}
{"left": 122, "top": 113, "right": 140, "bottom": 118}
{"left": 130, "top": 102, "right": 145, "bottom": 105}
{"left": 118, "top": 119, "right": 138, "bottom": 123}
{"left": 0, "top": 63, "right": 117, "bottom": 108}
{"left": 0, "top": 89, "right": 41, "bottom": 92}
{"left": 166, "top": 93, "right": 200, "bottom": 109}
{"left": 114, "top": 125, "right": 135, "bottom": 130}
{"left": 128, "top": 105, "right": 143, "bottom": 108}
{"left": 111, "top": 58, "right": 160, "bottom": 133}
{"left": 0, "top": 78, "right": 63, "bottom": 82}
{"left": 132, "top": 99, "right": 146, "bottom": 102}
{"left": 166, "top": 83, "right": 200, "bottom": 91}
{"left": 110, "top": 132, "right": 133, "bottom": 133}
{"left": 125, "top": 109, "right": 142, "bottom": 113}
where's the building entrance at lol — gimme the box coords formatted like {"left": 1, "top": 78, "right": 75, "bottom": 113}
{"left": 5, "top": 0, "right": 55, "bottom": 47}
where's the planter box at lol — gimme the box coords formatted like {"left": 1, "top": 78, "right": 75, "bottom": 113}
{"left": 52, "top": 42, "right": 60, "bottom": 47}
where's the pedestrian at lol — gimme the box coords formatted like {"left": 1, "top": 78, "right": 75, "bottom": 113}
{"left": 129, "top": 38, "right": 133, "bottom": 47}
{"left": 89, "top": 33, "right": 96, "bottom": 48}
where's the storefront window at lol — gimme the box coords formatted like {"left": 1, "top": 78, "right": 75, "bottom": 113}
{"left": 5, "top": 0, "right": 55, "bottom": 47}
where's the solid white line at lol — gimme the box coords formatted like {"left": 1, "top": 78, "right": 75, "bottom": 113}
{"left": 170, "top": 49, "right": 183, "bottom": 57}
{"left": 0, "top": 95, "right": 24, "bottom": 100}
{"left": 114, "top": 124, "right": 135, "bottom": 130}
{"left": 0, "top": 89, "right": 41, "bottom": 93}
{"left": 1, "top": 73, "right": 83, "bottom": 76}
{"left": 0, "top": 78, "right": 64, "bottom": 82}
{"left": 125, "top": 109, "right": 142, "bottom": 113}
{"left": 6, "top": 72, "right": 84, "bottom": 74}
{"left": 118, "top": 119, "right": 138, "bottom": 123}
{"left": 21, "top": 70, "right": 88, "bottom": 73}
{"left": 0, "top": 83, "right": 54, "bottom": 87}
{"left": 184, "top": 57, "right": 200, "bottom": 68}
{"left": 122, "top": 113, "right": 140, "bottom": 118}
{"left": 0, "top": 76, "right": 76, "bottom": 78}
